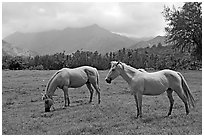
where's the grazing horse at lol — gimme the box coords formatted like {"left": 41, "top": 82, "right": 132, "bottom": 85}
{"left": 42, "top": 66, "right": 101, "bottom": 112}
{"left": 105, "top": 61, "right": 195, "bottom": 118}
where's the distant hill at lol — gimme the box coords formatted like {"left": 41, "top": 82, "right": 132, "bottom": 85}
{"left": 4, "top": 24, "right": 135, "bottom": 55}
{"left": 130, "top": 36, "right": 166, "bottom": 49}
{"left": 2, "top": 40, "right": 37, "bottom": 57}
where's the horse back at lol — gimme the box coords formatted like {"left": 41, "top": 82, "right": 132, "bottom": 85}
{"left": 145, "top": 69, "right": 181, "bottom": 88}
{"left": 59, "top": 67, "right": 98, "bottom": 88}
{"left": 134, "top": 69, "right": 181, "bottom": 95}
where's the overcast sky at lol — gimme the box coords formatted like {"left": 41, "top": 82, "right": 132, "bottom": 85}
{"left": 2, "top": 2, "right": 184, "bottom": 38}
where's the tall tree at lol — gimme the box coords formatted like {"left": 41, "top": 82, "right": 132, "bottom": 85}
{"left": 163, "top": 2, "right": 202, "bottom": 60}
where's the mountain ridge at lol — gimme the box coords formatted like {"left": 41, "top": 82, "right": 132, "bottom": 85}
{"left": 2, "top": 40, "right": 37, "bottom": 57}
{"left": 130, "top": 35, "right": 166, "bottom": 49}
{"left": 4, "top": 24, "right": 166, "bottom": 55}
{"left": 4, "top": 24, "right": 136, "bottom": 55}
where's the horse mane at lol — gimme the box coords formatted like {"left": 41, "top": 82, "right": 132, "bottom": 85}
{"left": 45, "top": 70, "right": 61, "bottom": 95}
{"left": 122, "top": 62, "right": 138, "bottom": 73}
{"left": 111, "top": 61, "right": 139, "bottom": 75}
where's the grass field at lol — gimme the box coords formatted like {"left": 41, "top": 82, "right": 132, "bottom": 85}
{"left": 2, "top": 70, "right": 202, "bottom": 135}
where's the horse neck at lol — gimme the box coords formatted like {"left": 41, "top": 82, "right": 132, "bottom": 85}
{"left": 119, "top": 64, "right": 140, "bottom": 84}
{"left": 45, "top": 72, "right": 59, "bottom": 98}
{"left": 46, "top": 81, "right": 57, "bottom": 98}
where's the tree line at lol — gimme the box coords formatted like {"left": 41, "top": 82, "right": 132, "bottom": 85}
{"left": 2, "top": 43, "right": 201, "bottom": 71}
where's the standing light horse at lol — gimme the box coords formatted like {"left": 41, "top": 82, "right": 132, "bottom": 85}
{"left": 105, "top": 61, "right": 195, "bottom": 118}
{"left": 42, "top": 66, "right": 101, "bottom": 112}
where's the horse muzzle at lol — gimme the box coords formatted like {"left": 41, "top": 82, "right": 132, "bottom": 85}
{"left": 105, "top": 78, "right": 112, "bottom": 84}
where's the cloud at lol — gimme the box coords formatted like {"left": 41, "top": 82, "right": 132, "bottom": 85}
{"left": 2, "top": 2, "right": 183, "bottom": 38}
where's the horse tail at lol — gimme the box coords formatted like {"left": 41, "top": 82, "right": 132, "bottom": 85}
{"left": 177, "top": 72, "right": 195, "bottom": 108}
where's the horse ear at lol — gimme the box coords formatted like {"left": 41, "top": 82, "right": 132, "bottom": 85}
{"left": 111, "top": 61, "right": 117, "bottom": 65}
{"left": 117, "top": 61, "right": 124, "bottom": 70}
{"left": 116, "top": 60, "right": 122, "bottom": 65}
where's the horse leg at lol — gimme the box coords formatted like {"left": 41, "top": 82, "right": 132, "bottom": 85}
{"left": 134, "top": 92, "right": 142, "bottom": 118}
{"left": 137, "top": 93, "right": 143, "bottom": 118}
{"left": 91, "top": 83, "right": 101, "bottom": 104}
{"left": 63, "top": 86, "right": 70, "bottom": 107}
{"left": 174, "top": 86, "right": 189, "bottom": 115}
{"left": 133, "top": 95, "right": 140, "bottom": 118}
{"left": 166, "top": 88, "right": 174, "bottom": 116}
{"left": 86, "top": 83, "right": 94, "bottom": 103}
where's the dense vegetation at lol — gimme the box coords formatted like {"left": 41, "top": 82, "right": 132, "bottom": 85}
{"left": 2, "top": 43, "right": 201, "bottom": 71}
{"left": 163, "top": 2, "right": 202, "bottom": 60}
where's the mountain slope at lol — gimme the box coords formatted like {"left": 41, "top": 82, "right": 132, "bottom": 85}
{"left": 2, "top": 40, "right": 36, "bottom": 57}
{"left": 130, "top": 36, "right": 166, "bottom": 49}
{"left": 4, "top": 24, "right": 135, "bottom": 55}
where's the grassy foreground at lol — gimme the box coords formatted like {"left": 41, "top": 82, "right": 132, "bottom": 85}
{"left": 2, "top": 70, "right": 202, "bottom": 134}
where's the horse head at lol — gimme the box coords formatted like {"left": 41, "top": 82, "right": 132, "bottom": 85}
{"left": 105, "top": 61, "right": 124, "bottom": 84}
{"left": 41, "top": 93, "right": 54, "bottom": 112}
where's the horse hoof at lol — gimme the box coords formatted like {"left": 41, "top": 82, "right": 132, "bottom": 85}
{"left": 166, "top": 115, "right": 170, "bottom": 118}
